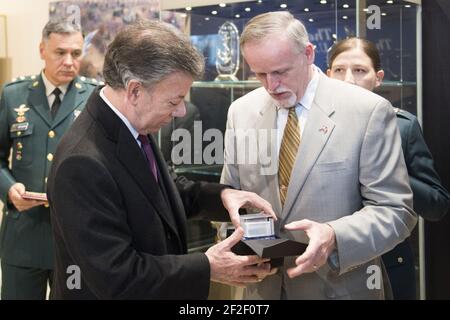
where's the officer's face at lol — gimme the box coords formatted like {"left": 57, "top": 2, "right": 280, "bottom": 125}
{"left": 327, "top": 48, "right": 384, "bottom": 92}
{"left": 128, "top": 71, "right": 192, "bottom": 134}
{"left": 40, "top": 32, "right": 84, "bottom": 86}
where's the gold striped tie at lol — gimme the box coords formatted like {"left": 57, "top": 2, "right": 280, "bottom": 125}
{"left": 278, "top": 107, "right": 301, "bottom": 207}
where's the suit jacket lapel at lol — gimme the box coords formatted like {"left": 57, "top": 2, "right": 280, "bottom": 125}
{"left": 257, "top": 101, "right": 283, "bottom": 216}
{"left": 52, "top": 77, "right": 85, "bottom": 127}
{"left": 281, "top": 75, "right": 336, "bottom": 220}
{"left": 149, "top": 135, "right": 187, "bottom": 251}
{"left": 27, "top": 75, "right": 51, "bottom": 127}
{"left": 116, "top": 128, "right": 180, "bottom": 238}
{"left": 87, "top": 89, "right": 181, "bottom": 239}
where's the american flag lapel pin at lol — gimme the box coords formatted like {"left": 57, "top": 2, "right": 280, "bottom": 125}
{"left": 319, "top": 125, "right": 328, "bottom": 134}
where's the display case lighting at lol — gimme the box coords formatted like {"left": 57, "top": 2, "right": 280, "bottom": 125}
{"left": 387, "top": 0, "right": 394, "bottom": 4}
{"left": 219, "top": 3, "right": 226, "bottom": 7}
{"left": 405, "top": 4, "right": 411, "bottom": 8}
{"left": 245, "top": 7, "right": 251, "bottom": 12}
{"left": 211, "top": 10, "right": 218, "bottom": 15}
{"left": 320, "top": 0, "right": 327, "bottom": 4}
{"left": 382, "top": 12, "right": 387, "bottom": 16}
{"left": 342, "top": 15, "right": 348, "bottom": 19}
{"left": 235, "top": 14, "right": 240, "bottom": 18}
{"left": 185, "top": 6, "right": 192, "bottom": 11}
{"left": 280, "top": 4, "right": 287, "bottom": 9}
{"left": 304, "top": 8, "right": 310, "bottom": 12}
{"left": 343, "top": 4, "right": 349, "bottom": 8}
{"left": 308, "top": 18, "right": 314, "bottom": 22}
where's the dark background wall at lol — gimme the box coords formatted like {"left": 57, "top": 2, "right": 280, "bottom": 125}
{"left": 422, "top": 0, "right": 450, "bottom": 299}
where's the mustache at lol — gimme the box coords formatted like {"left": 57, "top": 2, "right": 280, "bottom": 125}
{"left": 267, "top": 86, "right": 291, "bottom": 94}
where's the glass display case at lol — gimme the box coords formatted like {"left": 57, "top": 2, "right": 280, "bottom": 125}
{"left": 161, "top": 0, "right": 422, "bottom": 297}
{"left": 162, "top": 0, "right": 420, "bottom": 170}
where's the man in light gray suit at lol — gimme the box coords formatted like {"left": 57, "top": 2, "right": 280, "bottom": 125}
{"left": 221, "top": 12, "right": 417, "bottom": 299}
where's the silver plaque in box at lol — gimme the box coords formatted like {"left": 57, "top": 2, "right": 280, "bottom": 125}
{"left": 240, "top": 213, "right": 275, "bottom": 240}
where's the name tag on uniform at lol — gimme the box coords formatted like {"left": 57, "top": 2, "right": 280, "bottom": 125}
{"left": 10, "top": 122, "right": 29, "bottom": 132}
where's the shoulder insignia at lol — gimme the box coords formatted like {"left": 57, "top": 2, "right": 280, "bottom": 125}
{"left": 75, "top": 82, "right": 82, "bottom": 89}
{"left": 393, "top": 107, "right": 400, "bottom": 114}
{"left": 6, "top": 75, "right": 34, "bottom": 87}
{"left": 78, "top": 76, "right": 101, "bottom": 86}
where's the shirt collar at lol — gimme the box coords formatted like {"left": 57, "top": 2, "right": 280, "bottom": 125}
{"left": 41, "top": 70, "right": 70, "bottom": 97}
{"left": 99, "top": 87, "right": 140, "bottom": 141}
{"left": 297, "top": 65, "right": 321, "bottom": 110}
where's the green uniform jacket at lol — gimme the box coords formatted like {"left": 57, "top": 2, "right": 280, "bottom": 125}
{"left": 0, "top": 74, "right": 97, "bottom": 270}
{"left": 383, "top": 108, "right": 449, "bottom": 299}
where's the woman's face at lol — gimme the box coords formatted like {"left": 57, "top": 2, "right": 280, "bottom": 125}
{"left": 327, "top": 47, "right": 384, "bottom": 91}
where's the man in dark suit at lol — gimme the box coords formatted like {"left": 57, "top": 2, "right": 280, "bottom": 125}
{"left": 0, "top": 19, "right": 97, "bottom": 299}
{"left": 46, "top": 20, "right": 276, "bottom": 299}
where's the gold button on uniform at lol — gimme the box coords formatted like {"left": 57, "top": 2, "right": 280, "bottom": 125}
{"left": 48, "top": 130, "right": 55, "bottom": 138}
{"left": 47, "top": 153, "right": 53, "bottom": 161}
{"left": 397, "top": 257, "right": 404, "bottom": 264}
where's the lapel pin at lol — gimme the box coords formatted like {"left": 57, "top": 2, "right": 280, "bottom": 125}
{"left": 75, "top": 82, "right": 82, "bottom": 89}
{"left": 73, "top": 110, "right": 81, "bottom": 119}
{"left": 319, "top": 125, "right": 328, "bottom": 134}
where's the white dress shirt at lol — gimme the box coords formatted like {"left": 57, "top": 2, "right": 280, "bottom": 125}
{"left": 276, "top": 65, "right": 322, "bottom": 156}
{"left": 99, "top": 87, "right": 142, "bottom": 148}
{"left": 41, "top": 70, "right": 69, "bottom": 109}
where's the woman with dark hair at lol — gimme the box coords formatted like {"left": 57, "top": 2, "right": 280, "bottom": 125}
{"left": 327, "top": 37, "right": 449, "bottom": 299}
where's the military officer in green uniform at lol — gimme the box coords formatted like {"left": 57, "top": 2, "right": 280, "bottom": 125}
{"left": 0, "top": 19, "right": 98, "bottom": 299}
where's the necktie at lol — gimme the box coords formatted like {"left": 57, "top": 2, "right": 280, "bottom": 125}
{"left": 278, "top": 106, "right": 301, "bottom": 207}
{"left": 138, "top": 134, "right": 158, "bottom": 182}
{"left": 51, "top": 87, "right": 62, "bottom": 119}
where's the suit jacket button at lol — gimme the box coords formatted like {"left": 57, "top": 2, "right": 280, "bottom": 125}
{"left": 47, "top": 153, "right": 54, "bottom": 162}
{"left": 397, "top": 257, "right": 403, "bottom": 264}
{"left": 48, "top": 130, "right": 55, "bottom": 138}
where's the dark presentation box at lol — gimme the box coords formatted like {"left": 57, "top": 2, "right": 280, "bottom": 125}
{"left": 231, "top": 238, "right": 308, "bottom": 267}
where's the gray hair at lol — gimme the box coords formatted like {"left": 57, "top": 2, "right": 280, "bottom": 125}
{"left": 42, "top": 19, "right": 82, "bottom": 40}
{"left": 103, "top": 19, "right": 204, "bottom": 89}
{"left": 240, "top": 11, "right": 310, "bottom": 53}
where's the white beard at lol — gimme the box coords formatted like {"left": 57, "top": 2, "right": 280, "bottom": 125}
{"left": 271, "top": 92, "right": 298, "bottom": 109}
